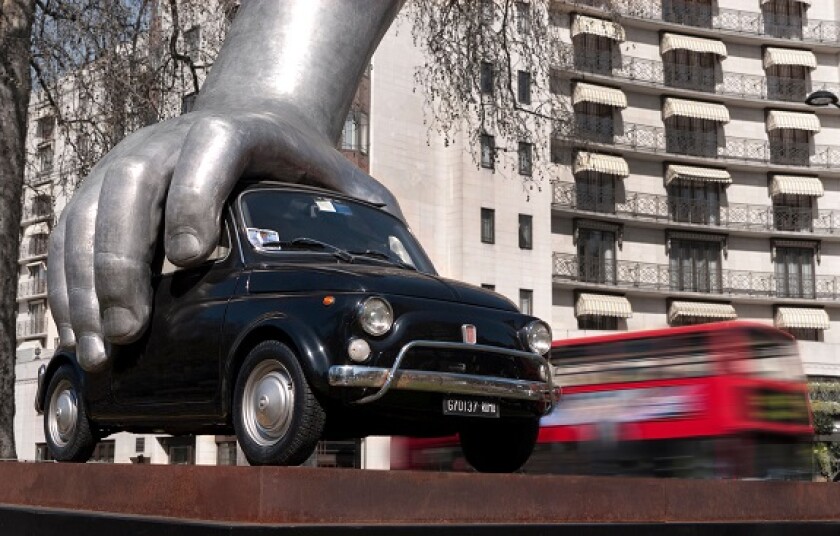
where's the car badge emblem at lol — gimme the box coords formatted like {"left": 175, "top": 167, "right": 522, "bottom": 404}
{"left": 462, "top": 324, "right": 477, "bottom": 345}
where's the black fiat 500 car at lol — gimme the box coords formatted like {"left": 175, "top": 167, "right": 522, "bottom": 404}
{"left": 36, "top": 182, "right": 556, "bottom": 472}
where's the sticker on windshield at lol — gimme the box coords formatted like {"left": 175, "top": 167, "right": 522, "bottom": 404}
{"left": 247, "top": 228, "right": 280, "bottom": 248}
{"left": 315, "top": 200, "right": 336, "bottom": 213}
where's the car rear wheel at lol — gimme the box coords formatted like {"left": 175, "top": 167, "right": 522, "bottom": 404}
{"left": 233, "top": 340, "right": 326, "bottom": 465}
{"left": 44, "top": 364, "right": 98, "bottom": 462}
{"left": 459, "top": 417, "right": 539, "bottom": 473}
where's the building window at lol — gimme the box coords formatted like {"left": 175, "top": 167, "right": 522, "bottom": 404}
{"left": 519, "top": 214, "right": 533, "bottom": 250}
{"left": 135, "top": 437, "right": 146, "bottom": 453}
{"left": 480, "top": 134, "right": 495, "bottom": 169}
{"left": 774, "top": 194, "right": 813, "bottom": 232}
{"left": 163, "top": 436, "right": 196, "bottom": 465}
{"left": 578, "top": 315, "right": 618, "bottom": 330}
{"left": 785, "top": 327, "right": 821, "bottom": 341}
{"left": 27, "top": 300, "right": 46, "bottom": 334}
{"left": 663, "top": 50, "right": 716, "bottom": 92}
{"left": 769, "top": 129, "right": 810, "bottom": 167}
{"left": 480, "top": 0, "right": 494, "bottom": 24}
{"left": 91, "top": 440, "right": 115, "bottom": 463}
{"left": 481, "top": 283, "right": 496, "bottom": 290}
{"left": 577, "top": 227, "right": 616, "bottom": 284}
{"left": 181, "top": 93, "right": 197, "bottom": 115}
{"left": 26, "top": 232, "right": 49, "bottom": 257}
{"left": 762, "top": 0, "right": 804, "bottom": 39}
{"left": 517, "top": 70, "right": 531, "bottom": 105}
{"left": 35, "top": 443, "right": 53, "bottom": 462}
{"left": 342, "top": 114, "right": 358, "bottom": 151}
{"left": 665, "top": 117, "right": 718, "bottom": 158}
{"left": 573, "top": 34, "right": 614, "bottom": 75}
{"left": 37, "top": 116, "right": 55, "bottom": 140}
{"left": 663, "top": 0, "right": 713, "bottom": 27}
{"left": 669, "top": 239, "right": 722, "bottom": 293}
{"left": 216, "top": 438, "right": 238, "bottom": 466}
{"left": 183, "top": 25, "right": 202, "bottom": 58}
{"left": 38, "top": 144, "right": 54, "bottom": 175}
{"left": 516, "top": 2, "right": 531, "bottom": 34}
{"left": 574, "top": 102, "right": 614, "bottom": 144}
{"left": 767, "top": 65, "right": 808, "bottom": 102}
{"left": 480, "top": 61, "right": 494, "bottom": 95}
{"left": 668, "top": 182, "right": 721, "bottom": 225}
{"left": 481, "top": 208, "right": 495, "bottom": 244}
{"left": 518, "top": 142, "right": 533, "bottom": 176}
{"left": 775, "top": 245, "right": 815, "bottom": 299}
{"left": 519, "top": 289, "right": 533, "bottom": 315}
{"left": 575, "top": 172, "right": 615, "bottom": 213}
{"left": 358, "top": 112, "right": 369, "bottom": 155}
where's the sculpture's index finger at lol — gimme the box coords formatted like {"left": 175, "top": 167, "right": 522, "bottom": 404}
{"left": 165, "top": 115, "right": 249, "bottom": 267}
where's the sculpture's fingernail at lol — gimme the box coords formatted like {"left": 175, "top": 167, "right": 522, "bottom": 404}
{"left": 77, "top": 334, "right": 109, "bottom": 373}
{"left": 102, "top": 307, "right": 139, "bottom": 343}
{"left": 168, "top": 232, "right": 202, "bottom": 264}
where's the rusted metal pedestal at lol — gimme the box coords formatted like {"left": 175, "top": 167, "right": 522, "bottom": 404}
{"left": 2, "top": 463, "right": 840, "bottom": 534}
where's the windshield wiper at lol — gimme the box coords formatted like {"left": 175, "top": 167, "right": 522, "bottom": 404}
{"left": 262, "top": 237, "right": 353, "bottom": 262}
{"left": 349, "top": 249, "right": 417, "bottom": 271}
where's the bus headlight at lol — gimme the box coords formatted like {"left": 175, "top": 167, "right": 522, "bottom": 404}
{"left": 359, "top": 297, "right": 394, "bottom": 336}
{"left": 524, "top": 320, "right": 552, "bottom": 356}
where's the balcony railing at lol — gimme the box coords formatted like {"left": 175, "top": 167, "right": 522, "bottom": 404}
{"left": 552, "top": 252, "right": 840, "bottom": 300}
{"left": 552, "top": 0, "right": 840, "bottom": 45}
{"left": 556, "top": 118, "right": 840, "bottom": 170}
{"left": 21, "top": 205, "right": 53, "bottom": 222}
{"left": 552, "top": 181, "right": 840, "bottom": 235}
{"left": 16, "top": 317, "right": 47, "bottom": 339}
{"left": 18, "top": 278, "right": 47, "bottom": 299}
{"left": 556, "top": 46, "right": 840, "bottom": 103}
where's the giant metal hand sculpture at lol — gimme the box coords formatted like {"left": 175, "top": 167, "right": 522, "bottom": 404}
{"left": 48, "top": 0, "right": 404, "bottom": 372}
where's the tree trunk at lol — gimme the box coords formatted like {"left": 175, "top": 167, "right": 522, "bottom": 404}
{"left": 0, "top": 0, "right": 36, "bottom": 461}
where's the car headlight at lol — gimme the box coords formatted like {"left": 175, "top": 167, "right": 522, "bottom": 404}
{"left": 524, "top": 320, "right": 552, "bottom": 356}
{"left": 359, "top": 297, "right": 394, "bottom": 336}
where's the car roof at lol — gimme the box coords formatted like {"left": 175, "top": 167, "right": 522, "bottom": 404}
{"left": 233, "top": 179, "right": 388, "bottom": 212}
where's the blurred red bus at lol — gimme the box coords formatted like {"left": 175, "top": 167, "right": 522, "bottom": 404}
{"left": 393, "top": 322, "right": 814, "bottom": 480}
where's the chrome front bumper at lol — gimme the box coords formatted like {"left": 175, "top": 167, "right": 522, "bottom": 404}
{"left": 327, "top": 340, "right": 558, "bottom": 410}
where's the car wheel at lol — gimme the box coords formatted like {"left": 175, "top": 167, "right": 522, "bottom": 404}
{"left": 459, "top": 418, "right": 539, "bottom": 473}
{"left": 43, "top": 364, "right": 98, "bottom": 462}
{"left": 233, "top": 340, "right": 326, "bottom": 466}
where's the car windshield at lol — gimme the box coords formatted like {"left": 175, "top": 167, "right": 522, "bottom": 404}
{"left": 239, "top": 189, "right": 437, "bottom": 274}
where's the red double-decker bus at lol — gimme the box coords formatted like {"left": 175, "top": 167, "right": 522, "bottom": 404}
{"left": 393, "top": 322, "right": 814, "bottom": 480}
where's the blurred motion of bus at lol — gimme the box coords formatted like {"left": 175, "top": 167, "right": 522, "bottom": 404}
{"left": 393, "top": 322, "right": 814, "bottom": 480}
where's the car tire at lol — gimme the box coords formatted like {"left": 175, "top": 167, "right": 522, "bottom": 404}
{"left": 43, "top": 364, "right": 98, "bottom": 463}
{"left": 233, "top": 340, "right": 326, "bottom": 466}
{"left": 459, "top": 417, "right": 539, "bottom": 473}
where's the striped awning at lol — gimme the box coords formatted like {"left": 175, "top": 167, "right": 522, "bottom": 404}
{"left": 665, "top": 165, "right": 732, "bottom": 185}
{"left": 663, "top": 98, "right": 729, "bottom": 123}
{"left": 770, "top": 175, "right": 824, "bottom": 197}
{"left": 661, "top": 33, "right": 727, "bottom": 58}
{"left": 668, "top": 301, "right": 737, "bottom": 324}
{"left": 764, "top": 48, "right": 817, "bottom": 70}
{"left": 574, "top": 152, "right": 629, "bottom": 177}
{"left": 766, "top": 110, "right": 821, "bottom": 132}
{"left": 572, "top": 14, "right": 625, "bottom": 42}
{"left": 573, "top": 83, "right": 627, "bottom": 108}
{"left": 775, "top": 307, "right": 829, "bottom": 330}
{"left": 576, "top": 294, "right": 633, "bottom": 318}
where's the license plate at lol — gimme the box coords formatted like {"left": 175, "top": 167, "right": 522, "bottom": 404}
{"left": 443, "top": 398, "right": 499, "bottom": 418}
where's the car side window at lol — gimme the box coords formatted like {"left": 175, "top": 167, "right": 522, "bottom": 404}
{"left": 160, "top": 221, "right": 231, "bottom": 275}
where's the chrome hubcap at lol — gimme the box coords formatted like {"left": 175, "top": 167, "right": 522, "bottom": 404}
{"left": 242, "top": 360, "right": 294, "bottom": 446}
{"left": 48, "top": 379, "right": 78, "bottom": 448}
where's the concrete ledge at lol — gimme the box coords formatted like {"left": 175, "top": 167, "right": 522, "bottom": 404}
{"left": 1, "top": 463, "right": 840, "bottom": 528}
